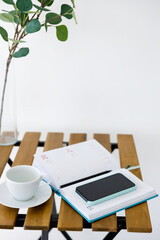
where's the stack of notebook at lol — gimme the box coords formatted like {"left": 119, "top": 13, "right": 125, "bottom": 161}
{"left": 33, "top": 139, "right": 157, "bottom": 223}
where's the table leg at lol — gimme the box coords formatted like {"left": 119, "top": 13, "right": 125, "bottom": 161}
{"left": 61, "top": 231, "right": 72, "bottom": 240}
{"left": 8, "top": 157, "right": 13, "bottom": 166}
{"left": 41, "top": 231, "right": 49, "bottom": 240}
{"left": 52, "top": 198, "right": 57, "bottom": 215}
{"left": 103, "top": 230, "right": 121, "bottom": 240}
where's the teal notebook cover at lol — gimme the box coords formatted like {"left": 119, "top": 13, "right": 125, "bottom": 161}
{"left": 59, "top": 193, "right": 158, "bottom": 223}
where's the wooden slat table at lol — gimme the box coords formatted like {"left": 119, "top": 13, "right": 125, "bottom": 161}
{"left": 0, "top": 132, "right": 152, "bottom": 240}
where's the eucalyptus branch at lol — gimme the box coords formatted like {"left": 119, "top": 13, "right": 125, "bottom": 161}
{"left": 42, "top": 0, "right": 52, "bottom": 8}
{"left": 30, "top": 10, "right": 39, "bottom": 21}
{"left": 0, "top": 0, "right": 76, "bottom": 139}
{"left": 13, "top": 4, "right": 21, "bottom": 26}
{"left": 14, "top": 22, "right": 19, "bottom": 39}
{"left": 37, "top": 10, "right": 42, "bottom": 20}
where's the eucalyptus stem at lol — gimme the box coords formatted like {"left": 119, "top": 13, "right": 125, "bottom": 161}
{"left": 0, "top": 54, "right": 12, "bottom": 135}
{"left": 0, "top": 24, "right": 20, "bottom": 136}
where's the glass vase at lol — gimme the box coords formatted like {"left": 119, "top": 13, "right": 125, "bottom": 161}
{"left": 0, "top": 56, "right": 18, "bottom": 145}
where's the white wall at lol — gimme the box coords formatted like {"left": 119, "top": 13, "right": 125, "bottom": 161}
{"left": 0, "top": 0, "right": 160, "bottom": 239}
{"left": 1, "top": 0, "right": 160, "bottom": 137}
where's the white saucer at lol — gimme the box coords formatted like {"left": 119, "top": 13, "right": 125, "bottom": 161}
{"left": 0, "top": 180, "right": 52, "bottom": 208}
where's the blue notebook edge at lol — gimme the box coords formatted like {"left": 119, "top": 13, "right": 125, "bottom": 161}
{"left": 62, "top": 194, "right": 158, "bottom": 223}
{"left": 61, "top": 193, "right": 158, "bottom": 223}
{"left": 49, "top": 182, "right": 158, "bottom": 223}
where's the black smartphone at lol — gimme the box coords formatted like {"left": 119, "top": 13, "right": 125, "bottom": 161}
{"left": 75, "top": 173, "right": 136, "bottom": 206}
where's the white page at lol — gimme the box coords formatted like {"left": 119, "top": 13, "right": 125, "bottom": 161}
{"left": 33, "top": 158, "right": 57, "bottom": 190}
{"left": 33, "top": 139, "right": 119, "bottom": 188}
{"left": 60, "top": 169, "right": 157, "bottom": 221}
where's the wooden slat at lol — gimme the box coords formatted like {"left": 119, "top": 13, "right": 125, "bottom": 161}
{"left": 57, "top": 133, "right": 86, "bottom": 231}
{"left": 68, "top": 133, "right": 87, "bottom": 144}
{"left": 117, "top": 134, "right": 152, "bottom": 232}
{"left": 92, "top": 134, "right": 117, "bottom": 232}
{"left": 0, "top": 132, "right": 40, "bottom": 229}
{"left": 24, "top": 132, "right": 64, "bottom": 230}
{"left": 0, "top": 145, "right": 14, "bottom": 177}
{"left": 0, "top": 132, "right": 15, "bottom": 177}
{"left": 94, "top": 134, "right": 112, "bottom": 152}
{"left": 12, "top": 132, "right": 41, "bottom": 167}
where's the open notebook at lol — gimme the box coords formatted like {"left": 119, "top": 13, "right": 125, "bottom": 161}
{"left": 33, "top": 139, "right": 158, "bottom": 223}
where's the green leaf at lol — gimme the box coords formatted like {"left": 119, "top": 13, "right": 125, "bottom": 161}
{"left": 45, "top": 12, "right": 62, "bottom": 25}
{"left": 9, "top": 38, "right": 26, "bottom": 43}
{"left": 56, "top": 25, "right": 68, "bottom": 41}
{"left": 0, "top": 13, "right": 14, "bottom": 22}
{"left": 45, "top": 21, "right": 48, "bottom": 32}
{"left": 2, "top": 10, "right": 10, "bottom": 13}
{"left": 72, "top": 9, "right": 77, "bottom": 24}
{"left": 13, "top": 47, "right": 29, "bottom": 58}
{"left": 2, "top": 0, "right": 14, "bottom": 5}
{"left": 70, "top": 0, "right": 75, "bottom": 8}
{"left": 26, "top": 19, "right": 41, "bottom": 33}
{"left": 10, "top": 10, "right": 29, "bottom": 26}
{"left": 16, "top": 0, "right": 32, "bottom": 13}
{"left": 60, "top": 4, "right": 73, "bottom": 19}
{"left": 9, "top": 10, "right": 19, "bottom": 24}
{"left": 33, "top": 4, "right": 50, "bottom": 11}
{"left": 0, "top": 26, "right": 8, "bottom": 41}
{"left": 38, "top": 0, "right": 54, "bottom": 7}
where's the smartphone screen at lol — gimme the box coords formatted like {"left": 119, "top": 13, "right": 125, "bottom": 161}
{"left": 76, "top": 173, "right": 136, "bottom": 204}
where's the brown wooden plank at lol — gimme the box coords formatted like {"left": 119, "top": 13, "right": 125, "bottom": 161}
{"left": 68, "top": 133, "right": 87, "bottom": 144}
{"left": 24, "top": 132, "right": 64, "bottom": 230}
{"left": 94, "top": 134, "right": 112, "bottom": 152}
{"left": 12, "top": 132, "right": 41, "bottom": 167}
{"left": 0, "top": 132, "right": 41, "bottom": 229}
{"left": 92, "top": 134, "right": 117, "bottom": 232}
{"left": 57, "top": 133, "right": 86, "bottom": 231}
{"left": 0, "top": 132, "right": 15, "bottom": 177}
{"left": 117, "top": 134, "right": 152, "bottom": 232}
{"left": 0, "top": 145, "right": 14, "bottom": 177}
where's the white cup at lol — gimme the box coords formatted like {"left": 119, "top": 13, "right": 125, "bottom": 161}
{"left": 5, "top": 165, "right": 42, "bottom": 201}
